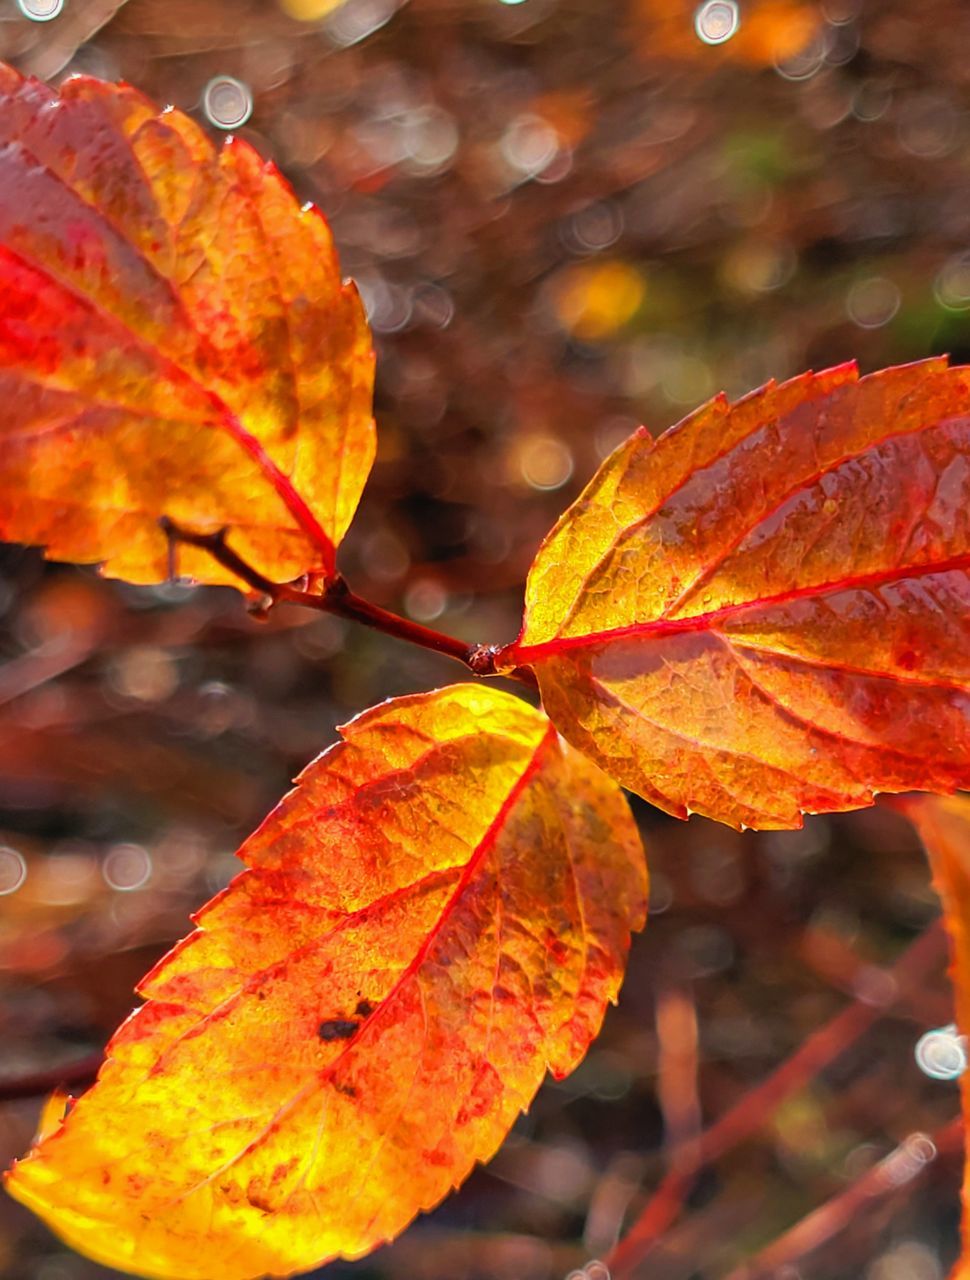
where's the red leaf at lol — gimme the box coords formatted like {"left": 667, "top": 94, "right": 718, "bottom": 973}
{"left": 0, "top": 65, "right": 374, "bottom": 586}
{"left": 510, "top": 360, "right": 970, "bottom": 828}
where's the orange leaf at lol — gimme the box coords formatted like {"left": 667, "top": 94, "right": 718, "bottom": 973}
{"left": 5, "top": 684, "right": 646, "bottom": 1280}
{"left": 902, "top": 794, "right": 970, "bottom": 1280}
{"left": 508, "top": 359, "right": 970, "bottom": 829}
{"left": 0, "top": 65, "right": 374, "bottom": 586}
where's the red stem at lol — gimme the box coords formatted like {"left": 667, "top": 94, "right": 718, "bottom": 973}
{"left": 159, "top": 518, "right": 536, "bottom": 686}
{"left": 304, "top": 578, "right": 482, "bottom": 667}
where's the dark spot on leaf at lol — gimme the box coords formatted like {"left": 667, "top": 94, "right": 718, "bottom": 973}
{"left": 218, "top": 1180, "right": 245, "bottom": 1206}
{"left": 318, "top": 1018, "right": 359, "bottom": 1041}
{"left": 455, "top": 1063, "right": 502, "bottom": 1125}
{"left": 355, "top": 999, "right": 375, "bottom": 1018}
{"left": 334, "top": 1080, "right": 358, "bottom": 1098}
{"left": 271, "top": 1158, "right": 299, "bottom": 1185}
{"left": 245, "top": 1188, "right": 275, "bottom": 1214}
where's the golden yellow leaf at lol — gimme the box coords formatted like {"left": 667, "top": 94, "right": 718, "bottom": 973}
{"left": 5, "top": 684, "right": 646, "bottom": 1280}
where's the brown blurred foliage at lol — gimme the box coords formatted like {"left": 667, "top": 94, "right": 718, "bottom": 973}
{"left": 1, "top": 0, "right": 969, "bottom": 1277}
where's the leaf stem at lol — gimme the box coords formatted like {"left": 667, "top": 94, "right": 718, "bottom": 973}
{"left": 159, "top": 518, "right": 536, "bottom": 686}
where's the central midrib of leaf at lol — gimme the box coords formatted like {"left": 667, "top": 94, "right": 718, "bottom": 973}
{"left": 312, "top": 721, "right": 559, "bottom": 1075}
{"left": 136, "top": 719, "right": 560, "bottom": 1187}
{"left": 3, "top": 175, "right": 337, "bottom": 573}
{"left": 512, "top": 552, "right": 970, "bottom": 663}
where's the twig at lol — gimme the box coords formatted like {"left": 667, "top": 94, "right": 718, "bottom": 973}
{"left": 655, "top": 984, "right": 701, "bottom": 1158}
{"left": 607, "top": 921, "right": 947, "bottom": 1277}
{"left": 0, "top": 634, "right": 97, "bottom": 709}
{"left": 159, "top": 518, "right": 536, "bottom": 687}
{"left": 723, "top": 1117, "right": 964, "bottom": 1280}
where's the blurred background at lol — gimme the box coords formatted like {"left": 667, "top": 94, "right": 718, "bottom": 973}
{"left": 0, "top": 0, "right": 969, "bottom": 1276}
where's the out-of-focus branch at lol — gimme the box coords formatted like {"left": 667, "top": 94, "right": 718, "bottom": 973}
{"left": 608, "top": 921, "right": 947, "bottom": 1278}
{"left": 723, "top": 1117, "right": 964, "bottom": 1280}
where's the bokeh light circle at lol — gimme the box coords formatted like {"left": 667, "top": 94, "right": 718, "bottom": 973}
{"left": 102, "top": 843, "right": 153, "bottom": 892}
{"left": 915, "top": 1024, "right": 967, "bottom": 1081}
{"left": 17, "top": 0, "right": 64, "bottom": 20}
{"left": 935, "top": 252, "right": 970, "bottom": 312}
{"left": 0, "top": 846, "right": 26, "bottom": 896}
{"left": 694, "top": 0, "right": 739, "bottom": 45}
{"left": 846, "top": 276, "right": 901, "bottom": 330}
{"left": 203, "top": 76, "right": 254, "bottom": 130}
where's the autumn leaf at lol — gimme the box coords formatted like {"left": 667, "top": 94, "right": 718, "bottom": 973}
{"left": 5, "top": 684, "right": 646, "bottom": 1280}
{"left": 506, "top": 359, "right": 970, "bottom": 829}
{"left": 0, "top": 64, "right": 374, "bottom": 587}
{"left": 902, "top": 793, "right": 970, "bottom": 1280}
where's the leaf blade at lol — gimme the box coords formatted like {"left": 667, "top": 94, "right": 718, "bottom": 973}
{"left": 512, "top": 360, "right": 970, "bottom": 828}
{"left": 5, "top": 684, "right": 646, "bottom": 1280}
{"left": 0, "top": 67, "right": 374, "bottom": 585}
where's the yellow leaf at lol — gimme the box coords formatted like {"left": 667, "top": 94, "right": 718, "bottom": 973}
{"left": 5, "top": 685, "right": 646, "bottom": 1280}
